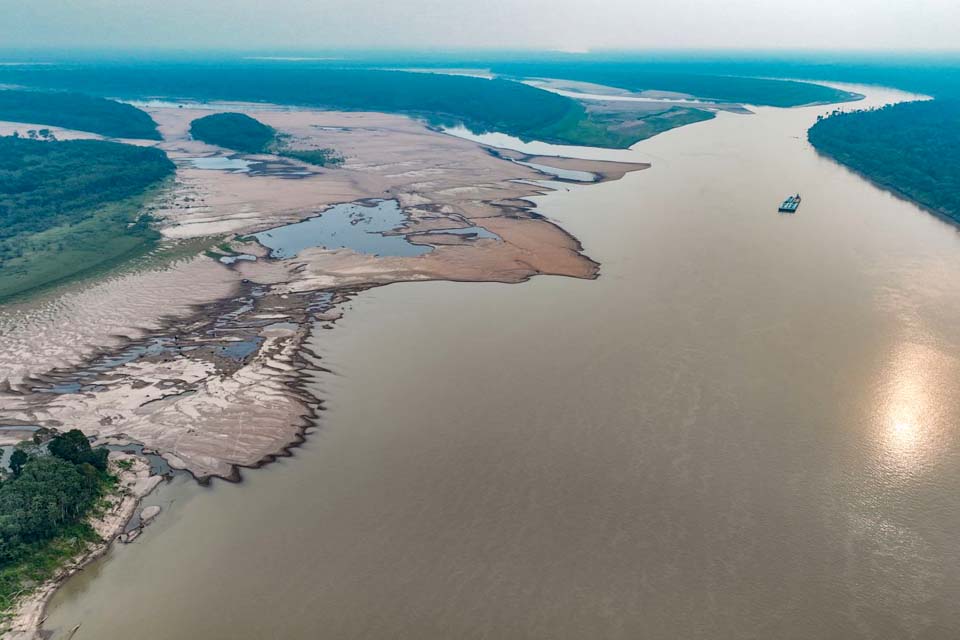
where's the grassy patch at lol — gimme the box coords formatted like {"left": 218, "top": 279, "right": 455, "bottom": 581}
{"left": 0, "top": 136, "right": 174, "bottom": 302}
{"left": 522, "top": 104, "right": 715, "bottom": 148}
{"left": 0, "top": 191, "right": 163, "bottom": 303}
{"left": 277, "top": 147, "right": 343, "bottom": 166}
{"left": 0, "top": 522, "right": 101, "bottom": 620}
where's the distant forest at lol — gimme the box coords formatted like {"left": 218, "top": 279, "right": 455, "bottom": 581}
{"left": 0, "top": 90, "right": 161, "bottom": 139}
{"left": 0, "top": 66, "right": 607, "bottom": 145}
{"left": 0, "top": 136, "right": 174, "bottom": 300}
{"left": 190, "top": 112, "right": 275, "bottom": 153}
{"left": 808, "top": 100, "right": 960, "bottom": 223}
{"left": 189, "top": 112, "right": 344, "bottom": 165}
{"left": 489, "top": 62, "right": 861, "bottom": 106}
{"left": 0, "top": 64, "right": 856, "bottom": 148}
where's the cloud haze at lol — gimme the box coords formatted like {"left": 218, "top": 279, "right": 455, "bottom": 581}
{"left": 3, "top": 0, "right": 959, "bottom": 51}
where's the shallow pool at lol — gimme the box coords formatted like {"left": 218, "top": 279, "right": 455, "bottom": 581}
{"left": 252, "top": 200, "right": 431, "bottom": 259}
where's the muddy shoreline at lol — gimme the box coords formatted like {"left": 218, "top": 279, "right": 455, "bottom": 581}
{"left": 0, "top": 103, "right": 649, "bottom": 638}
{"left": 2, "top": 104, "right": 644, "bottom": 481}
{"left": 2, "top": 454, "right": 163, "bottom": 640}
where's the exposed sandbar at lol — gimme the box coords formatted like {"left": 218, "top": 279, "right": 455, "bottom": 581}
{"left": 1, "top": 104, "right": 647, "bottom": 482}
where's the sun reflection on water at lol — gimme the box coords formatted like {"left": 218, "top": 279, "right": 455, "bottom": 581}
{"left": 889, "top": 419, "right": 918, "bottom": 452}
{"left": 876, "top": 342, "right": 953, "bottom": 481}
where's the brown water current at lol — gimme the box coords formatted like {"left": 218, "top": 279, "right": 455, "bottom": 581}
{"left": 40, "top": 84, "right": 960, "bottom": 639}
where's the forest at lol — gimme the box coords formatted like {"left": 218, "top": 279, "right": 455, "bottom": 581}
{"left": 189, "top": 112, "right": 344, "bottom": 165}
{"left": 0, "top": 89, "right": 161, "bottom": 139}
{"left": 0, "top": 63, "right": 730, "bottom": 148}
{"left": 0, "top": 136, "right": 174, "bottom": 301}
{"left": 808, "top": 100, "right": 960, "bottom": 223}
{"left": 0, "top": 430, "right": 113, "bottom": 616}
{"left": 190, "top": 112, "right": 275, "bottom": 153}
{"left": 489, "top": 62, "right": 861, "bottom": 106}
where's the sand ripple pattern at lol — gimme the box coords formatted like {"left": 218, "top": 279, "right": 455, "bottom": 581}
{"left": 0, "top": 257, "right": 236, "bottom": 387}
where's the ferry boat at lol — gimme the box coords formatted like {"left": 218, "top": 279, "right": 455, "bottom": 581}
{"left": 778, "top": 194, "right": 801, "bottom": 213}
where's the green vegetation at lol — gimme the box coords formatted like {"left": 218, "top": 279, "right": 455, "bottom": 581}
{"left": 0, "top": 89, "right": 161, "bottom": 139}
{"left": 0, "top": 136, "right": 175, "bottom": 302}
{"left": 0, "top": 65, "right": 676, "bottom": 148}
{"left": 808, "top": 100, "right": 960, "bottom": 222}
{"left": 189, "top": 112, "right": 344, "bottom": 165}
{"left": 47, "top": 431, "right": 109, "bottom": 471}
{"left": 0, "top": 66, "right": 586, "bottom": 141}
{"left": 189, "top": 112, "right": 275, "bottom": 153}
{"left": 0, "top": 61, "right": 873, "bottom": 151}
{"left": 0, "top": 431, "right": 115, "bottom": 618}
{"left": 0, "top": 61, "right": 865, "bottom": 148}
{"left": 489, "top": 63, "right": 862, "bottom": 106}
{"left": 279, "top": 147, "right": 344, "bottom": 166}
{"left": 584, "top": 105, "right": 715, "bottom": 145}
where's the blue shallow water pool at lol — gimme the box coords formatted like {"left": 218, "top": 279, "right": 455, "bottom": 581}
{"left": 252, "top": 200, "right": 431, "bottom": 259}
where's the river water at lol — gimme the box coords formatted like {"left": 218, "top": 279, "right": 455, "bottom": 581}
{"left": 41, "top": 84, "right": 960, "bottom": 639}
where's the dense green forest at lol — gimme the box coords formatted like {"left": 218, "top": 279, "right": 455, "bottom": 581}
{"left": 189, "top": 112, "right": 344, "bottom": 165}
{"left": 489, "top": 62, "right": 861, "bottom": 106}
{"left": 526, "top": 54, "right": 960, "bottom": 100}
{"left": 0, "top": 64, "right": 774, "bottom": 148}
{"left": 190, "top": 112, "right": 275, "bottom": 153}
{"left": 0, "top": 431, "right": 113, "bottom": 616}
{"left": 0, "top": 136, "right": 174, "bottom": 301}
{"left": 808, "top": 100, "right": 960, "bottom": 223}
{"left": 0, "top": 65, "right": 599, "bottom": 143}
{"left": 0, "top": 89, "right": 161, "bottom": 139}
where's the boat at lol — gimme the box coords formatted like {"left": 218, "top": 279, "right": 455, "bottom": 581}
{"left": 778, "top": 193, "right": 801, "bottom": 213}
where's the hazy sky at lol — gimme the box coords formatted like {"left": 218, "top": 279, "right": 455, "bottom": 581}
{"left": 3, "top": 0, "right": 959, "bottom": 52}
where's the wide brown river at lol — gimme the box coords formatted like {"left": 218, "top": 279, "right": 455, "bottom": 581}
{"left": 42, "top": 84, "right": 960, "bottom": 639}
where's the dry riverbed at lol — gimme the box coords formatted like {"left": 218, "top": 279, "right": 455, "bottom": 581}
{"left": 0, "top": 103, "right": 646, "bottom": 481}
{"left": 0, "top": 103, "right": 645, "bottom": 635}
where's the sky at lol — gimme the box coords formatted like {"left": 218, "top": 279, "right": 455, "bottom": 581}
{"left": 2, "top": 0, "right": 959, "bottom": 52}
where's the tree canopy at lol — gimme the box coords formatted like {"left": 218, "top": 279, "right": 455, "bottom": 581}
{"left": 190, "top": 112, "right": 276, "bottom": 153}
{"left": 0, "top": 136, "right": 174, "bottom": 301}
{"left": 490, "top": 62, "right": 862, "bottom": 107}
{"left": 0, "top": 448, "right": 106, "bottom": 564}
{"left": 48, "top": 430, "right": 109, "bottom": 472}
{"left": 0, "top": 89, "right": 161, "bottom": 139}
{"left": 808, "top": 100, "right": 960, "bottom": 222}
{"left": 0, "top": 432, "right": 113, "bottom": 613}
{"left": 189, "top": 112, "right": 344, "bottom": 166}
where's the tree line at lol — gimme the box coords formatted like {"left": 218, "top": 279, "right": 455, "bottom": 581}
{"left": 0, "top": 89, "right": 161, "bottom": 139}
{"left": 0, "top": 430, "right": 113, "bottom": 613}
{"left": 189, "top": 112, "right": 344, "bottom": 166}
{"left": 808, "top": 100, "right": 960, "bottom": 222}
{"left": 0, "top": 65, "right": 604, "bottom": 145}
{"left": 0, "top": 135, "right": 174, "bottom": 301}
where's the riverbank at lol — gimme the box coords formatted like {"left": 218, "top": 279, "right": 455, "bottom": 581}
{"left": 0, "top": 103, "right": 648, "bottom": 481}
{"left": 2, "top": 453, "right": 162, "bottom": 640}
{"left": 30, "top": 81, "right": 960, "bottom": 639}
{"left": 807, "top": 97, "right": 960, "bottom": 228}
{"left": 0, "top": 101, "right": 646, "bottom": 640}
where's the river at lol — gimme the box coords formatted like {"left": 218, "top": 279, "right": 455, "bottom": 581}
{"left": 41, "top": 84, "right": 960, "bottom": 639}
